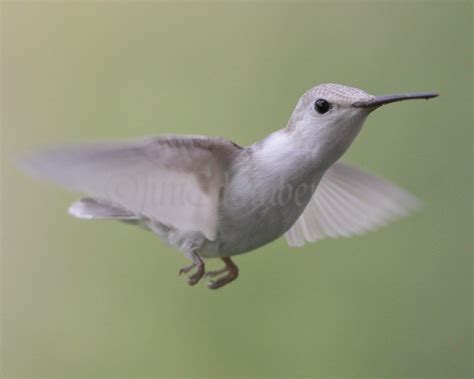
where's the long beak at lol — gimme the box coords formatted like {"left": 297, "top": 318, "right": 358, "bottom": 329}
{"left": 352, "top": 92, "right": 438, "bottom": 108}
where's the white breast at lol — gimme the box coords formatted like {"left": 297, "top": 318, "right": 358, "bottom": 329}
{"left": 202, "top": 131, "right": 324, "bottom": 257}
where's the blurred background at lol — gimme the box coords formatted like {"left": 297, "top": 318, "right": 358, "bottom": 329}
{"left": 1, "top": 1, "right": 471, "bottom": 378}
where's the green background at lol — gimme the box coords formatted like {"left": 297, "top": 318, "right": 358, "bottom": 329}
{"left": 1, "top": 1, "right": 471, "bottom": 378}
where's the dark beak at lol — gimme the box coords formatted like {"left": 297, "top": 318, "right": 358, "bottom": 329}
{"left": 352, "top": 92, "right": 438, "bottom": 109}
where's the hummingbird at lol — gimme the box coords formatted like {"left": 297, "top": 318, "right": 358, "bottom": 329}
{"left": 19, "top": 83, "right": 438, "bottom": 289}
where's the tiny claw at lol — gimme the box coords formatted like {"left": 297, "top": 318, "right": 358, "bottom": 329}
{"left": 207, "top": 280, "right": 219, "bottom": 289}
{"left": 178, "top": 263, "right": 195, "bottom": 276}
{"left": 206, "top": 257, "right": 239, "bottom": 290}
{"left": 179, "top": 251, "right": 205, "bottom": 286}
{"left": 207, "top": 273, "right": 237, "bottom": 289}
{"left": 204, "top": 267, "right": 227, "bottom": 278}
{"left": 187, "top": 265, "right": 205, "bottom": 286}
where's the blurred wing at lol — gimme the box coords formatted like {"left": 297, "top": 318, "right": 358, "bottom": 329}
{"left": 284, "top": 162, "right": 421, "bottom": 247}
{"left": 19, "top": 135, "right": 241, "bottom": 240}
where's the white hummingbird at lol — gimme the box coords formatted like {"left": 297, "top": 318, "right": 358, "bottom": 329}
{"left": 20, "top": 83, "right": 438, "bottom": 289}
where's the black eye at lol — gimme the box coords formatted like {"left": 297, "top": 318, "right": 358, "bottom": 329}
{"left": 314, "top": 99, "right": 331, "bottom": 114}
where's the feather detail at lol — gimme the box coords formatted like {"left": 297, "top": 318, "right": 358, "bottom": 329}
{"left": 18, "top": 135, "right": 241, "bottom": 241}
{"left": 284, "top": 162, "right": 421, "bottom": 247}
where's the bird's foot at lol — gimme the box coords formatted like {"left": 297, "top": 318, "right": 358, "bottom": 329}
{"left": 188, "top": 264, "right": 205, "bottom": 286}
{"left": 207, "top": 257, "right": 239, "bottom": 290}
{"left": 178, "top": 252, "right": 205, "bottom": 286}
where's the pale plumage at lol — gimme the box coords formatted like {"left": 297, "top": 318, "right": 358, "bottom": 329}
{"left": 18, "top": 83, "right": 438, "bottom": 289}
{"left": 284, "top": 162, "right": 421, "bottom": 246}
{"left": 20, "top": 136, "right": 241, "bottom": 241}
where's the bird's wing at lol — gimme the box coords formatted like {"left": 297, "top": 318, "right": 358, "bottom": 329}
{"left": 284, "top": 161, "right": 420, "bottom": 247}
{"left": 19, "top": 135, "right": 242, "bottom": 240}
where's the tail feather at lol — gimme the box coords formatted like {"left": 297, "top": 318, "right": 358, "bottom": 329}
{"left": 68, "top": 198, "right": 138, "bottom": 220}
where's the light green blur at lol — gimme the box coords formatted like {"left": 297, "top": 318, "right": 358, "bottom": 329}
{"left": 1, "top": 1, "right": 471, "bottom": 378}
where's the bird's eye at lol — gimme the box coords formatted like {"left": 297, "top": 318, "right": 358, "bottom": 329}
{"left": 314, "top": 99, "right": 332, "bottom": 114}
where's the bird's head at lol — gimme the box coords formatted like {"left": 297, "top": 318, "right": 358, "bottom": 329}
{"left": 286, "top": 83, "right": 437, "bottom": 166}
